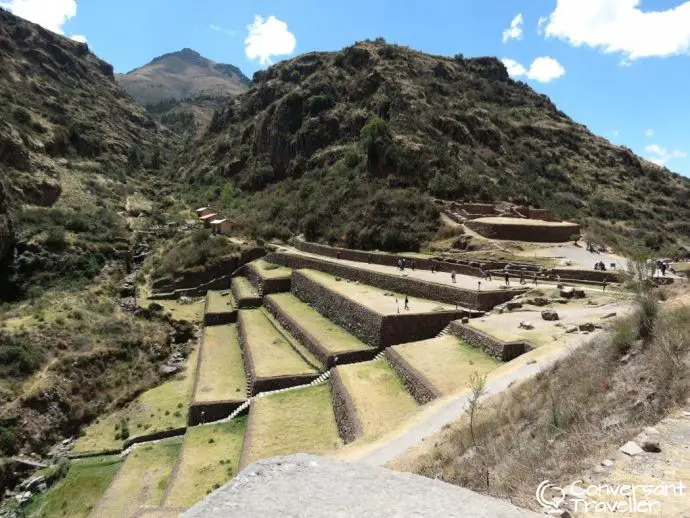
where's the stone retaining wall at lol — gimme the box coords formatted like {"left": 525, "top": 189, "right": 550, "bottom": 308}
{"left": 203, "top": 311, "right": 237, "bottom": 326}
{"left": 231, "top": 276, "right": 262, "bottom": 308}
{"left": 291, "top": 270, "right": 384, "bottom": 348}
{"left": 69, "top": 448, "right": 122, "bottom": 460}
{"left": 122, "top": 427, "right": 187, "bottom": 450}
{"left": 549, "top": 268, "right": 620, "bottom": 283}
{"left": 385, "top": 348, "right": 440, "bottom": 404}
{"left": 330, "top": 368, "right": 363, "bottom": 443}
{"left": 245, "top": 263, "right": 292, "bottom": 295}
{"left": 263, "top": 295, "right": 378, "bottom": 368}
{"left": 449, "top": 321, "right": 532, "bottom": 361}
{"left": 152, "top": 248, "right": 265, "bottom": 294}
{"left": 268, "top": 252, "right": 521, "bottom": 311}
{"left": 188, "top": 401, "right": 245, "bottom": 426}
{"left": 465, "top": 220, "right": 579, "bottom": 243}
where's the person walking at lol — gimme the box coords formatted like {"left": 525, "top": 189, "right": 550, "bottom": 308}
{"left": 504, "top": 272, "right": 510, "bottom": 286}
{"left": 451, "top": 270, "right": 457, "bottom": 283}
{"left": 404, "top": 296, "right": 409, "bottom": 310}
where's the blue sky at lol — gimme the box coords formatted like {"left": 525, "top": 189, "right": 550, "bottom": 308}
{"left": 3, "top": 0, "right": 690, "bottom": 175}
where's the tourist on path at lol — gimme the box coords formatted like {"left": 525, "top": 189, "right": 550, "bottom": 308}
{"left": 451, "top": 271, "right": 457, "bottom": 283}
{"left": 404, "top": 296, "right": 409, "bottom": 310}
{"left": 504, "top": 272, "right": 510, "bottom": 286}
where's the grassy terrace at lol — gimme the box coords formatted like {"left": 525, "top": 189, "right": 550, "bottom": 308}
{"left": 243, "top": 385, "right": 341, "bottom": 465}
{"left": 194, "top": 325, "right": 246, "bottom": 403}
{"left": 299, "top": 269, "right": 456, "bottom": 315}
{"left": 250, "top": 259, "right": 292, "bottom": 280}
{"left": 238, "top": 309, "right": 319, "bottom": 378}
{"left": 164, "top": 418, "right": 247, "bottom": 509}
{"left": 231, "top": 276, "right": 258, "bottom": 300}
{"left": 94, "top": 438, "right": 182, "bottom": 518}
{"left": 206, "top": 290, "right": 235, "bottom": 314}
{"left": 73, "top": 345, "right": 198, "bottom": 453}
{"left": 392, "top": 335, "right": 499, "bottom": 395}
{"left": 27, "top": 455, "right": 122, "bottom": 518}
{"left": 265, "top": 293, "right": 373, "bottom": 355}
{"left": 337, "top": 359, "right": 419, "bottom": 440}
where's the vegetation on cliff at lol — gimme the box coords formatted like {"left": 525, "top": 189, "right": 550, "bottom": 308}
{"left": 177, "top": 39, "right": 690, "bottom": 255}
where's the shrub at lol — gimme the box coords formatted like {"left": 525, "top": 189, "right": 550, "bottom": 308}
{"left": 343, "top": 148, "right": 361, "bottom": 169}
{"left": 43, "top": 227, "right": 68, "bottom": 251}
{"left": 12, "top": 106, "right": 32, "bottom": 124}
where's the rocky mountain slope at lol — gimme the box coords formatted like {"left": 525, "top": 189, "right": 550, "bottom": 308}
{"left": 117, "top": 48, "right": 250, "bottom": 106}
{"left": 178, "top": 40, "right": 690, "bottom": 254}
{"left": 0, "top": 7, "right": 171, "bottom": 296}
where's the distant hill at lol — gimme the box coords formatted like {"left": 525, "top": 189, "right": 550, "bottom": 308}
{"left": 117, "top": 48, "right": 251, "bottom": 106}
{"left": 178, "top": 40, "right": 690, "bottom": 255}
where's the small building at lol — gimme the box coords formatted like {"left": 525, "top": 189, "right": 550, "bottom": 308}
{"left": 196, "top": 207, "right": 216, "bottom": 218}
{"left": 199, "top": 213, "right": 218, "bottom": 227}
{"left": 210, "top": 218, "right": 234, "bottom": 236}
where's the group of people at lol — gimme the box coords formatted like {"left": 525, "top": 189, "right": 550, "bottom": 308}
{"left": 397, "top": 258, "right": 416, "bottom": 271}
{"left": 593, "top": 261, "right": 608, "bottom": 271}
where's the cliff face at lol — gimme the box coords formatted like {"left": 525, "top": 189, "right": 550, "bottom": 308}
{"left": 0, "top": 7, "right": 166, "bottom": 293}
{"left": 178, "top": 40, "right": 690, "bottom": 254}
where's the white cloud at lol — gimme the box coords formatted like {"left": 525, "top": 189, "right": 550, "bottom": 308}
{"left": 71, "top": 34, "right": 86, "bottom": 43}
{"left": 502, "top": 58, "right": 527, "bottom": 77}
{"left": 612, "top": 130, "right": 620, "bottom": 137}
{"left": 544, "top": 0, "right": 690, "bottom": 60}
{"left": 645, "top": 128, "right": 655, "bottom": 137}
{"left": 209, "top": 24, "right": 221, "bottom": 32}
{"left": 0, "top": 0, "right": 76, "bottom": 34}
{"left": 245, "top": 15, "right": 296, "bottom": 66}
{"left": 502, "top": 13, "right": 524, "bottom": 43}
{"left": 502, "top": 56, "right": 566, "bottom": 83}
{"left": 537, "top": 16, "right": 548, "bottom": 35}
{"left": 644, "top": 144, "right": 687, "bottom": 166}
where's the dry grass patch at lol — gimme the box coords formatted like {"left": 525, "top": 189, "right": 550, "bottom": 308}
{"left": 94, "top": 437, "right": 182, "bottom": 518}
{"left": 27, "top": 455, "right": 122, "bottom": 518}
{"left": 231, "top": 277, "right": 257, "bottom": 300}
{"left": 395, "top": 296, "right": 690, "bottom": 512}
{"left": 393, "top": 336, "right": 499, "bottom": 394}
{"left": 206, "top": 290, "right": 235, "bottom": 315}
{"left": 266, "top": 293, "right": 372, "bottom": 354}
{"left": 238, "top": 310, "right": 318, "bottom": 378}
{"left": 243, "top": 385, "right": 341, "bottom": 464}
{"left": 73, "top": 345, "right": 198, "bottom": 453}
{"left": 338, "top": 359, "right": 419, "bottom": 440}
{"left": 251, "top": 259, "right": 292, "bottom": 280}
{"left": 194, "top": 325, "right": 246, "bottom": 403}
{"left": 164, "top": 417, "right": 247, "bottom": 508}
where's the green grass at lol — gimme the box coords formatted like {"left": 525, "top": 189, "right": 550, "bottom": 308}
{"left": 231, "top": 277, "right": 258, "bottom": 300}
{"left": 164, "top": 418, "right": 247, "bottom": 508}
{"left": 93, "top": 437, "right": 182, "bottom": 518}
{"left": 243, "top": 384, "right": 341, "bottom": 465}
{"left": 238, "top": 309, "right": 318, "bottom": 378}
{"left": 250, "top": 259, "right": 292, "bottom": 280}
{"left": 194, "top": 325, "right": 246, "bottom": 402}
{"left": 337, "top": 359, "right": 419, "bottom": 439}
{"left": 206, "top": 290, "right": 235, "bottom": 314}
{"left": 265, "top": 293, "right": 373, "bottom": 355}
{"left": 26, "top": 456, "right": 122, "bottom": 518}
{"left": 393, "top": 335, "right": 499, "bottom": 395}
{"left": 72, "top": 345, "right": 198, "bottom": 453}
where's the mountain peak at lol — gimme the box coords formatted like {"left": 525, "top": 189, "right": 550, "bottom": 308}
{"left": 118, "top": 49, "right": 250, "bottom": 106}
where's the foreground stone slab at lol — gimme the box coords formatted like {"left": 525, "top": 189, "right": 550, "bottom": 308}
{"left": 182, "top": 454, "right": 541, "bottom": 517}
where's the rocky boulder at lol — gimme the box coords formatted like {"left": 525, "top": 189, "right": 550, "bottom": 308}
{"left": 541, "top": 309, "right": 559, "bottom": 321}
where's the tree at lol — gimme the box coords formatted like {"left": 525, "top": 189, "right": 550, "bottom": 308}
{"left": 127, "top": 146, "right": 141, "bottom": 172}
{"left": 360, "top": 117, "right": 392, "bottom": 175}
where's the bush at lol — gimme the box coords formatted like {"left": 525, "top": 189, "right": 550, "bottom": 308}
{"left": 12, "top": 106, "right": 32, "bottom": 124}
{"left": 43, "top": 227, "right": 68, "bottom": 251}
{"left": 343, "top": 148, "right": 361, "bottom": 169}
